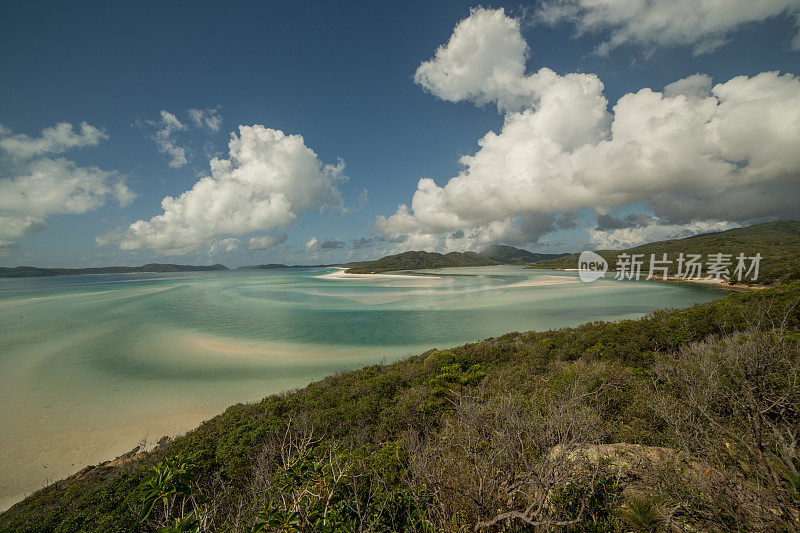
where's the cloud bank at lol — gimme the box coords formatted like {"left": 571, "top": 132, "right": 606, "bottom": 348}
{"left": 0, "top": 123, "right": 133, "bottom": 248}
{"left": 588, "top": 220, "right": 737, "bottom": 250}
{"left": 99, "top": 125, "right": 345, "bottom": 254}
{"left": 377, "top": 7, "right": 800, "bottom": 250}
{"left": 536, "top": 0, "right": 800, "bottom": 55}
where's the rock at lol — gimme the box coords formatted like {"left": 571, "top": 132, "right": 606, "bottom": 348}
{"left": 74, "top": 465, "right": 95, "bottom": 479}
{"left": 549, "top": 442, "right": 707, "bottom": 496}
{"left": 106, "top": 447, "right": 145, "bottom": 468}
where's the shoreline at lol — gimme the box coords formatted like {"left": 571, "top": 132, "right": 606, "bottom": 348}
{"left": 529, "top": 266, "right": 765, "bottom": 291}
{"left": 646, "top": 274, "right": 767, "bottom": 291}
{"left": 315, "top": 267, "right": 441, "bottom": 280}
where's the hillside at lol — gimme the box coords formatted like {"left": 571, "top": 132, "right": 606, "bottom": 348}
{"left": 532, "top": 220, "right": 800, "bottom": 285}
{"left": 478, "top": 244, "right": 569, "bottom": 264}
{"left": 2, "top": 283, "right": 800, "bottom": 531}
{"left": 343, "top": 246, "right": 558, "bottom": 274}
{"left": 344, "top": 250, "right": 498, "bottom": 273}
{"left": 0, "top": 263, "right": 229, "bottom": 278}
{"left": 237, "top": 264, "right": 291, "bottom": 270}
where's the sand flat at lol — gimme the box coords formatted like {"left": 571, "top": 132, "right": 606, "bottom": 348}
{"left": 315, "top": 267, "right": 440, "bottom": 280}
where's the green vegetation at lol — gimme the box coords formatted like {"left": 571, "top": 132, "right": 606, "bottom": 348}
{"left": 345, "top": 250, "right": 498, "bottom": 273}
{"left": 0, "top": 264, "right": 229, "bottom": 278}
{"left": 345, "top": 245, "right": 564, "bottom": 274}
{"left": 478, "top": 244, "right": 568, "bottom": 264}
{"left": 531, "top": 220, "right": 800, "bottom": 285}
{"left": 3, "top": 281, "right": 800, "bottom": 532}
{"left": 236, "top": 264, "right": 291, "bottom": 270}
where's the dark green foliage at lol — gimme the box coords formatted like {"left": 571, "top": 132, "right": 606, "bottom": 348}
{"left": 157, "top": 513, "right": 199, "bottom": 533}
{"left": 616, "top": 495, "right": 662, "bottom": 532}
{"left": 137, "top": 452, "right": 201, "bottom": 525}
{"left": 422, "top": 352, "right": 487, "bottom": 412}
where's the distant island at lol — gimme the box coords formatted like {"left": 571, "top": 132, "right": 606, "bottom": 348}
{"left": 344, "top": 245, "right": 569, "bottom": 274}
{"left": 236, "top": 263, "right": 339, "bottom": 270}
{"left": 237, "top": 263, "right": 292, "bottom": 270}
{"left": 0, "top": 263, "right": 228, "bottom": 278}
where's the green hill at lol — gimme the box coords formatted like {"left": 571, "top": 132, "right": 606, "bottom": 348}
{"left": 344, "top": 246, "right": 564, "bottom": 274}
{"left": 3, "top": 283, "right": 800, "bottom": 531}
{"left": 236, "top": 264, "right": 290, "bottom": 270}
{"left": 478, "top": 244, "right": 569, "bottom": 264}
{"left": 0, "top": 263, "right": 229, "bottom": 278}
{"left": 532, "top": 220, "right": 800, "bottom": 285}
{"left": 345, "top": 250, "right": 498, "bottom": 273}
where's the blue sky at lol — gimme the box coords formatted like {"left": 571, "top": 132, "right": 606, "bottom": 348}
{"left": 1, "top": 1, "right": 799, "bottom": 267}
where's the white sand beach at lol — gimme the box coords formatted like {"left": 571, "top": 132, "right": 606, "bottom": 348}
{"left": 315, "top": 267, "right": 440, "bottom": 280}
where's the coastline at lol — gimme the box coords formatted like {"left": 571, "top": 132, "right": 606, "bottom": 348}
{"left": 530, "top": 266, "right": 765, "bottom": 291}
{"left": 315, "top": 267, "right": 441, "bottom": 280}
{"left": 646, "top": 274, "right": 767, "bottom": 291}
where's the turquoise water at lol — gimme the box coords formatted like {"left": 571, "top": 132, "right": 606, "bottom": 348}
{"left": 0, "top": 266, "right": 723, "bottom": 510}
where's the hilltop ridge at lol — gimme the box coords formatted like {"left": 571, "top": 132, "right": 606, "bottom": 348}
{"left": 345, "top": 245, "right": 564, "bottom": 274}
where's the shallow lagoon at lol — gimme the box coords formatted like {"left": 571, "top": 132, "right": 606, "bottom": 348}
{"left": 0, "top": 265, "right": 724, "bottom": 510}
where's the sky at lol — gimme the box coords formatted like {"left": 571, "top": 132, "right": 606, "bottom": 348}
{"left": 1, "top": 0, "right": 799, "bottom": 268}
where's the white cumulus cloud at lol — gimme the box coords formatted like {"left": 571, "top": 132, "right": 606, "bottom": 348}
{"left": 414, "top": 7, "right": 533, "bottom": 113}
{"left": 99, "top": 125, "right": 344, "bottom": 254}
{"left": 145, "top": 108, "right": 224, "bottom": 168}
{"left": 663, "top": 73, "right": 714, "bottom": 99}
{"left": 208, "top": 237, "right": 240, "bottom": 255}
{"left": 0, "top": 121, "right": 108, "bottom": 160}
{"left": 0, "top": 158, "right": 134, "bottom": 247}
{"left": 537, "top": 0, "right": 800, "bottom": 55}
{"left": 150, "top": 111, "right": 188, "bottom": 168}
{"left": 0, "top": 123, "right": 133, "bottom": 247}
{"left": 589, "top": 220, "right": 738, "bottom": 250}
{"left": 248, "top": 233, "right": 288, "bottom": 250}
{"left": 377, "top": 8, "right": 800, "bottom": 249}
